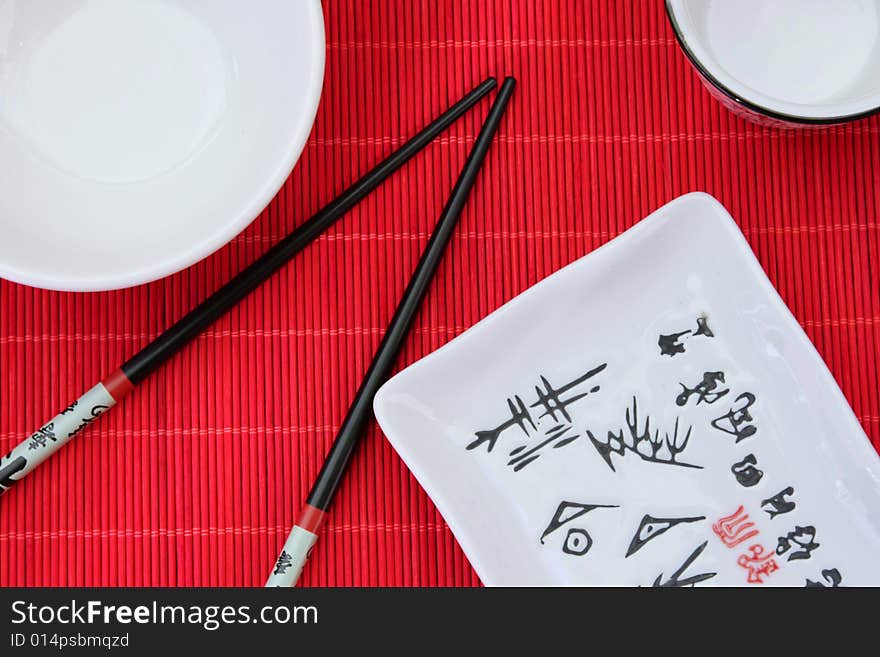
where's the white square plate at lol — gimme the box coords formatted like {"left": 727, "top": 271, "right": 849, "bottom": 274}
{"left": 373, "top": 193, "right": 880, "bottom": 586}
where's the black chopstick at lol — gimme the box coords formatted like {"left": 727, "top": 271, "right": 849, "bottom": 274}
{"left": 266, "top": 77, "right": 517, "bottom": 587}
{"left": 0, "top": 77, "right": 498, "bottom": 497}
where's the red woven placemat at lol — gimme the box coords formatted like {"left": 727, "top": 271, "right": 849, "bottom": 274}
{"left": 1, "top": 1, "right": 878, "bottom": 587}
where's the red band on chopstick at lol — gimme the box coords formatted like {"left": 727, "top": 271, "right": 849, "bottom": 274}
{"left": 297, "top": 504, "right": 326, "bottom": 533}
{"left": 101, "top": 369, "right": 135, "bottom": 402}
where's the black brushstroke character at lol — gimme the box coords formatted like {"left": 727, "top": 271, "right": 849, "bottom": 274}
{"left": 659, "top": 331, "right": 689, "bottom": 357}
{"left": 587, "top": 397, "right": 701, "bottom": 471}
{"left": 693, "top": 316, "right": 714, "bottom": 337}
{"left": 658, "top": 316, "right": 714, "bottom": 357}
{"left": 503, "top": 365, "right": 607, "bottom": 471}
{"left": 761, "top": 486, "right": 796, "bottom": 519}
{"left": 652, "top": 541, "right": 716, "bottom": 587}
{"left": 539, "top": 501, "right": 617, "bottom": 557}
{"left": 776, "top": 525, "right": 819, "bottom": 561}
{"left": 469, "top": 364, "right": 606, "bottom": 472}
{"left": 529, "top": 364, "right": 607, "bottom": 423}
{"left": 625, "top": 514, "right": 705, "bottom": 558}
{"left": 506, "top": 423, "right": 579, "bottom": 472}
{"left": 710, "top": 392, "right": 757, "bottom": 443}
{"left": 562, "top": 529, "right": 592, "bottom": 556}
{"left": 467, "top": 396, "right": 536, "bottom": 454}
{"left": 66, "top": 405, "right": 110, "bottom": 440}
{"left": 731, "top": 453, "right": 763, "bottom": 488}
{"left": 273, "top": 550, "right": 293, "bottom": 575}
{"left": 805, "top": 568, "right": 842, "bottom": 588}
{"left": 27, "top": 422, "right": 57, "bottom": 450}
{"left": 676, "top": 371, "right": 730, "bottom": 407}
{"left": 0, "top": 454, "right": 27, "bottom": 493}
{"left": 59, "top": 401, "right": 79, "bottom": 415}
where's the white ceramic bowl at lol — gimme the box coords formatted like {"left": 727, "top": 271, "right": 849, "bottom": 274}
{"left": 0, "top": 0, "right": 325, "bottom": 291}
{"left": 666, "top": 0, "right": 880, "bottom": 125}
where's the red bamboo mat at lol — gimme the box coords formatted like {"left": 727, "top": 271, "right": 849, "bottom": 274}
{"left": 1, "top": 1, "right": 879, "bottom": 587}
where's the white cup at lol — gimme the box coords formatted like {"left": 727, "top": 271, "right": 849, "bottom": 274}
{"left": 666, "top": 0, "right": 880, "bottom": 126}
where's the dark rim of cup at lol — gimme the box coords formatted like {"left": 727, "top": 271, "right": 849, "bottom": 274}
{"left": 664, "top": 0, "right": 880, "bottom": 125}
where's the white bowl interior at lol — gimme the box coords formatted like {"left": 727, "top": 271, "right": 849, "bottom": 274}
{"left": 0, "top": 0, "right": 325, "bottom": 290}
{"left": 668, "top": 0, "right": 880, "bottom": 119}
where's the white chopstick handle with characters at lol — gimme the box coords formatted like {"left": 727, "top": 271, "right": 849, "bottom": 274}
{"left": 265, "top": 505, "right": 324, "bottom": 586}
{"left": 0, "top": 378, "right": 130, "bottom": 495}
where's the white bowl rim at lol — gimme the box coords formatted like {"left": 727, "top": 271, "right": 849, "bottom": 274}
{"left": 0, "top": 1, "right": 326, "bottom": 292}
{"left": 666, "top": 0, "right": 880, "bottom": 124}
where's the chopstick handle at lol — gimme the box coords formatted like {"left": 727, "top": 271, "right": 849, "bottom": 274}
{"left": 265, "top": 505, "right": 326, "bottom": 587}
{"left": 0, "top": 371, "right": 134, "bottom": 496}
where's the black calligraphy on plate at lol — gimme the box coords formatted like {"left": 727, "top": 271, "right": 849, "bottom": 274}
{"left": 467, "top": 364, "right": 606, "bottom": 472}
{"left": 776, "top": 525, "right": 819, "bottom": 561}
{"left": 731, "top": 453, "right": 763, "bottom": 487}
{"left": 710, "top": 392, "right": 757, "bottom": 443}
{"left": 625, "top": 514, "right": 705, "bottom": 558}
{"left": 458, "top": 311, "right": 850, "bottom": 584}
{"left": 587, "top": 396, "right": 701, "bottom": 471}
{"left": 676, "top": 371, "right": 729, "bottom": 407}
{"left": 658, "top": 316, "right": 714, "bottom": 357}
{"left": 761, "top": 487, "right": 796, "bottom": 518}
{"left": 539, "top": 501, "right": 617, "bottom": 557}
{"left": 651, "top": 541, "right": 716, "bottom": 587}
{"left": 804, "top": 568, "right": 842, "bottom": 588}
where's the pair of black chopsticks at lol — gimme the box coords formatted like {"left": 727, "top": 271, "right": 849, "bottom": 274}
{"left": 266, "top": 77, "right": 515, "bottom": 585}
{"left": 0, "top": 74, "right": 515, "bottom": 587}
